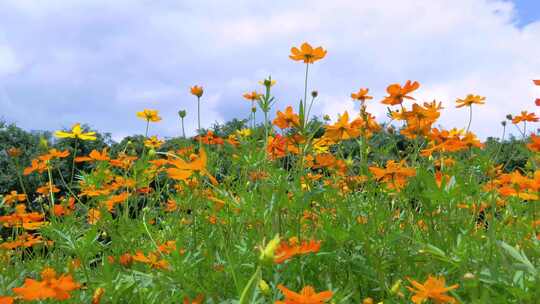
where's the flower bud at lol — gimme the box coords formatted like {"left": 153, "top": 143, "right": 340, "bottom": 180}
{"left": 258, "top": 279, "right": 271, "bottom": 296}
{"left": 390, "top": 279, "right": 402, "bottom": 295}
{"left": 259, "top": 234, "right": 280, "bottom": 264}
{"left": 178, "top": 110, "right": 187, "bottom": 118}
{"left": 311, "top": 90, "right": 318, "bottom": 98}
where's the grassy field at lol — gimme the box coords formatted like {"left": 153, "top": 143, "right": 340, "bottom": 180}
{"left": 1, "top": 43, "right": 540, "bottom": 304}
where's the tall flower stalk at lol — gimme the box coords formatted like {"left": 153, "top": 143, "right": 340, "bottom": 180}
{"left": 257, "top": 77, "right": 276, "bottom": 146}
{"left": 289, "top": 42, "right": 327, "bottom": 128}
{"left": 455, "top": 94, "right": 486, "bottom": 133}
{"left": 178, "top": 110, "right": 187, "bottom": 138}
{"left": 191, "top": 85, "right": 204, "bottom": 147}
{"left": 54, "top": 123, "right": 97, "bottom": 185}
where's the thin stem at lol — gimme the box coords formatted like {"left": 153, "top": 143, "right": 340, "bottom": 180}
{"left": 252, "top": 101, "right": 256, "bottom": 129}
{"left": 303, "top": 63, "right": 310, "bottom": 126}
{"left": 264, "top": 110, "right": 269, "bottom": 148}
{"left": 69, "top": 139, "right": 78, "bottom": 186}
{"left": 11, "top": 159, "right": 29, "bottom": 204}
{"left": 197, "top": 97, "right": 201, "bottom": 132}
{"left": 47, "top": 164, "right": 55, "bottom": 218}
{"left": 305, "top": 95, "right": 316, "bottom": 127}
{"left": 145, "top": 120, "right": 150, "bottom": 138}
{"left": 181, "top": 118, "right": 186, "bottom": 138}
{"left": 466, "top": 106, "right": 473, "bottom": 133}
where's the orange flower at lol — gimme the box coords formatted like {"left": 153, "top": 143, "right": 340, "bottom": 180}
{"left": 6, "top": 147, "right": 22, "bottom": 157}
{"left": 289, "top": 42, "right": 327, "bottom": 64}
{"left": 455, "top": 94, "right": 485, "bottom": 108}
{"left": 87, "top": 208, "right": 101, "bottom": 225}
{"left": 243, "top": 91, "right": 262, "bottom": 101}
{"left": 183, "top": 294, "right": 204, "bottom": 304}
{"left": 381, "top": 81, "right": 420, "bottom": 105}
{"left": 323, "top": 112, "right": 361, "bottom": 141}
{"left": 0, "top": 204, "right": 46, "bottom": 230}
{"left": 369, "top": 160, "right": 416, "bottom": 192}
{"left": 132, "top": 251, "right": 169, "bottom": 270}
{"left": 167, "top": 148, "right": 218, "bottom": 185}
{"left": 407, "top": 275, "right": 459, "bottom": 304}
{"left": 274, "top": 106, "right": 301, "bottom": 129}
{"left": 12, "top": 267, "right": 81, "bottom": 301}
{"left": 351, "top": 88, "right": 373, "bottom": 103}
{"left": 119, "top": 253, "right": 133, "bottom": 267}
{"left": 103, "top": 192, "right": 129, "bottom": 212}
{"left": 190, "top": 85, "right": 204, "bottom": 97}
{"left": 527, "top": 133, "right": 540, "bottom": 152}
{"left": 75, "top": 148, "right": 110, "bottom": 162}
{"left": 157, "top": 240, "right": 177, "bottom": 254}
{"left": 195, "top": 131, "right": 224, "bottom": 145}
{"left": 53, "top": 197, "right": 75, "bottom": 216}
{"left": 3, "top": 191, "right": 27, "bottom": 205}
{"left": 395, "top": 102, "right": 441, "bottom": 139}
{"left": 0, "top": 296, "right": 14, "bottom": 304}
{"left": 274, "top": 237, "right": 321, "bottom": 264}
{"left": 136, "top": 109, "right": 162, "bottom": 122}
{"left": 275, "top": 284, "right": 333, "bottom": 304}
{"left": 23, "top": 149, "right": 70, "bottom": 175}
{"left": 267, "top": 135, "right": 287, "bottom": 160}
{"left": 512, "top": 111, "right": 539, "bottom": 124}
{"left": 0, "top": 233, "right": 43, "bottom": 250}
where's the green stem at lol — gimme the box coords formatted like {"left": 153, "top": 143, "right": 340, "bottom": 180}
{"left": 197, "top": 97, "right": 201, "bottom": 132}
{"left": 181, "top": 118, "right": 186, "bottom": 138}
{"left": 238, "top": 266, "right": 261, "bottom": 304}
{"left": 47, "top": 164, "right": 56, "bottom": 218}
{"left": 12, "top": 159, "right": 29, "bottom": 204}
{"left": 466, "top": 106, "right": 472, "bottom": 133}
{"left": 303, "top": 63, "right": 310, "bottom": 126}
{"left": 70, "top": 139, "right": 78, "bottom": 186}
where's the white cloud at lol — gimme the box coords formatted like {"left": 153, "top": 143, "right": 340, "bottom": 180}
{"left": 0, "top": 0, "right": 538, "bottom": 139}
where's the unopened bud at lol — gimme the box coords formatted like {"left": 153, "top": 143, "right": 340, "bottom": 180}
{"left": 259, "top": 234, "right": 280, "bottom": 264}
{"left": 259, "top": 279, "right": 271, "bottom": 296}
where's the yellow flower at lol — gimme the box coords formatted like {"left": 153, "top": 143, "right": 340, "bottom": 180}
{"left": 136, "top": 109, "right": 162, "bottom": 122}
{"left": 144, "top": 136, "right": 164, "bottom": 149}
{"left": 55, "top": 123, "right": 96, "bottom": 141}
{"left": 455, "top": 94, "right": 485, "bottom": 108}
{"left": 190, "top": 85, "right": 204, "bottom": 97}
{"left": 236, "top": 128, "right": 252, "bottom": 137}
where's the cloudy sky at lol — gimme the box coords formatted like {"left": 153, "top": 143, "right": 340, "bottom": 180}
{"left": 1, "top": 0, "right": 539, "bottom": 140}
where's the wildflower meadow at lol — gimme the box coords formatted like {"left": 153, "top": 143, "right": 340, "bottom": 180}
{"left": 2, "top": 42, "right": 540, "bottom": 304}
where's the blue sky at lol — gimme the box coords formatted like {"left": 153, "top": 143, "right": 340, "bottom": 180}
{"left": 0, "top": 0, "right": 539, "bottom": 140}
{"left": 514, "top": 0, "right": 540, "bottom": 26}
